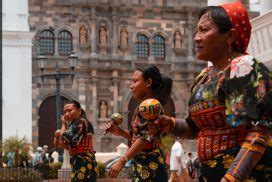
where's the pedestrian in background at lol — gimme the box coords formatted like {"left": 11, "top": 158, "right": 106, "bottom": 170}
{"left": 169, "top": 137, "right": 188, "bottom": 182}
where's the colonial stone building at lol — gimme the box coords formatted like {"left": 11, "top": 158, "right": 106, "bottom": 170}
{"left": 29, "top": 0, "right": 207, "bottom": 152}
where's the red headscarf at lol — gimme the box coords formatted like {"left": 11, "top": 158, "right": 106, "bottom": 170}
{"left": 220, "top": 2, "right": 251, "bottom": 53}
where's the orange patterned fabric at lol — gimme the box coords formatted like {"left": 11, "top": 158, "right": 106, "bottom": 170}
{"left": 198, "top": 127, "right": 247, "bottom": 162}
{"left": 220, "top": 2, "right": 251, "bottom": 53}
{"left": 69, "top": 133, "right": 94, "bottom": 156}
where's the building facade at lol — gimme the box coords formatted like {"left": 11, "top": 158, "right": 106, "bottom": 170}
{"left": 29, "top": 0, "right": 207, "bottom": 152}
{"left": 2, "top": 0, "right": 34, "bottom": 141}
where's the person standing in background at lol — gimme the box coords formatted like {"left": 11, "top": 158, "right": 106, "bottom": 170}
{"left": 169, "top": 138, "right": 188, "bottom": 182}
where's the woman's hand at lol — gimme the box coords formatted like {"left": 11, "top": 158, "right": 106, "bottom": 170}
{"left": 108, "top": 157, "right": 126, "bottom": 178}
{"left": 149, "top": 115, "right": 173, "bottom": 135}
{"left": 105, "top": 122, "right": 121, "bottom": 136}
{"left": 61, "top": 115, "right": 66, "bottom": 125}
{"left": 53, "top": 137, "right": 59, "bottom": 147}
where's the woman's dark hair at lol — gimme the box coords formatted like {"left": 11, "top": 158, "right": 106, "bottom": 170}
{"left": 137, "top": 65, "right": 173, "bottom": 105}
{"left": 64, "top": 100, "right": 94, "bottom": 133}
{"left": 199, "top": 6, "right": 232, "bottom": 33}
{"left": 65, "top": 100, "right": 81, "bottom": 110}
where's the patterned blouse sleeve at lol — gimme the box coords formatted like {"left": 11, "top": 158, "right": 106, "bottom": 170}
{"left": 222, "top": 55, "right": 272, "bottom": 129}
{"left": 61, "top": 118, "right": 88, "bottom": 148}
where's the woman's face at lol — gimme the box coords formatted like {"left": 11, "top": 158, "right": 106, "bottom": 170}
{"left": 130, "top": 70, "right": 152, "bottom": 102}
{"left": 194, "top": 13, "right": 229, "bottom": 61}
{"left": 63, "top": 103, "right": 81, "bottom": 121}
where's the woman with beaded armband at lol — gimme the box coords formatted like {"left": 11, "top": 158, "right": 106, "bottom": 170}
{"left": 148, "top": 2, "right": 272, "bottom": 181}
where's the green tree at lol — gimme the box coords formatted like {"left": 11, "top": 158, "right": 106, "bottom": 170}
{"left": 2, "top": 136, "right": 31, "bottom": 167}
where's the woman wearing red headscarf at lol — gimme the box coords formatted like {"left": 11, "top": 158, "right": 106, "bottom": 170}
{"left": 149, "top": 2, "right": 272, "bottom": 181}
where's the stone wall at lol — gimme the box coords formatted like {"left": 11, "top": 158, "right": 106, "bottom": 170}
{"left": 30, "top": 0, "right": 207, "bottom": 151}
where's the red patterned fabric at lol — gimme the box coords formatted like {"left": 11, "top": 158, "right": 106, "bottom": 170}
{"left": 131, "top": 115, "right": 161, "bottom": 150}
{"left": 190, "top": 99, "right": 247, "bottom": 162}
{"left": 220, "top": 2, "right": 251, "bottom": 53}
{"left": 198, "top": 127, "right": 247, "bottom": 162}
{"left": 69, "top": 134, "right": 94, "bottom": 156}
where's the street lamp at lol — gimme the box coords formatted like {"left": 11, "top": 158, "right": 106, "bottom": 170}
{"left": 38, "top": 51, "right": 78, "bottom": 129}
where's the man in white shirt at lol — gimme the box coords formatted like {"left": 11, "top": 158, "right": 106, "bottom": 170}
{"left": 169, "top": 137, "right": 187, "bottom": 182}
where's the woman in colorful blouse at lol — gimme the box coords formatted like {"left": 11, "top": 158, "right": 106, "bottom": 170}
{"left": 106, "top": 65, "right": 173, "bottom": 181}
{"left": 149, "top": 2, "right": 272, "bottom": 181}
{"left": 60, "top": 100, "right": 97, "bottom": 181}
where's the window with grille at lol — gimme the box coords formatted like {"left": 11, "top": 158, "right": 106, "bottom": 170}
{"left": 58, "top": 31, "right": 73, "bottom": 55}
{"left": 39, "top": 30, "right": 54, "bottom": 55}
{"left": 136, "top": 34, "right": 149, "bottom": 59}
{"left": 152, "top": 35, "right": 165, "bottom": 59}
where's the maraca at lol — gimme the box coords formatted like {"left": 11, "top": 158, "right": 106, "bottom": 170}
{"left": 104, "top": 113, "right": 123, "bottom": 135}
{"left": 139, "top": 98, "right": 162, "bottom": 120}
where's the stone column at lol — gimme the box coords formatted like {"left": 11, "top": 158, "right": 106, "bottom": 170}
{"left": 112, "top": 71, "right": 119, "bottom": 113}
{"left": 187, "top": 11, "right": 194, "bottom": 59}
{"left": 77, "top": 78, "right": 86, "bottom": 111}
{"left": 112, "top": 7, "right": 119, "bottom": 57}
{"left": 90, "top": 7, "right": 97, "bottom": 57}
{"left": 58, "top": 149, "right": 71, "bottom": 179}
{"left": 90, "top": 70, "right": 98, "bottom": 128}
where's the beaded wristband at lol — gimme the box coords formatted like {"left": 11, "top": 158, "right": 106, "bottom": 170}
{"left": 123, "top": 154, "right": 129, "bottom": 162}
{"left": 224, "top": 173, "right": 237, "bottom": 181}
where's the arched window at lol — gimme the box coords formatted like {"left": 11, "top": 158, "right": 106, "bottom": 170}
{"left": 152, "top": 35, "right": 165, "bottom": 59}
{"left": 136, "top": 34, "right": 149, "bottom": 59}
{"left": 39, "top": 30, "right": 54, "bottom": 55}
{"left": 58, "top": 30, "right": 73, "bottom": 55}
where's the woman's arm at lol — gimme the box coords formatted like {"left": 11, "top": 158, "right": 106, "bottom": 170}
{"left": 108, "top": 138, "right": 147, "bottom": 178}
{"left": 223, "top": 127, "right": 269, "bottom": 180}
{"left": 221, "top": 56, "right": 272, "bottom": 180}
{"left": 172, "top": 118, "right": 199, "bottom": 139}
{"left": 118, "top": 128, "right": 132, "bottom": 140}
{"left": 105, "top": 123, "right": 132, "bottom": 140}
{"left": 149, "top": 115, "right": 199, "bottom": 139}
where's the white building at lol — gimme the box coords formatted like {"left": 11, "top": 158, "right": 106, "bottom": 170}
{"left": 2, "top": 0, "right": 34, "bottom": 141}
{"left": 248, "top": 0, "right": 272, "bottom": 70}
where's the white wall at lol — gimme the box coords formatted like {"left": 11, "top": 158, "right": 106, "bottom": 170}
{"left": 260, "top": 0, "right": 272, "bottom": 15}
{"left": 208, "top": 0, "right": 237, "bottom": 6}
{"left": 2, "top": 0, "right": 34, "bottom": 142}
{"left": 247, "top": 10, "right": 272, "bottom": 70}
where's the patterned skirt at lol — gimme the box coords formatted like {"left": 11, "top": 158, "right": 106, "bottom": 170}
{"left": 70, "top": 152, "right": 98, "bottom": 181}
{"left": 131, "top": 148, "right": 168, "bottom": 182}
{"left": 200, "top": 146, "right": 272, "bottom": 182}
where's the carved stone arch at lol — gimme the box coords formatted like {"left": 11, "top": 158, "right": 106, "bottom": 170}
{"left": 55, "top": 27, "right": 75, "bottom": 37}
{"left": 35, "top": 27, "right": 55, "bottom": 55}
{"left": 36, "top": 91, "right": 74, "bottom": 109}
{"left": 119, "top": 19, "right": 128, "bottom": 25}
{"left": 37, "top": 95, "right": 70, "bottom": 149}
{"left": 55, "top": 27, "right": 76, "bottom": 43}
{"left": 131, "top": 31, "right": 152, "bottom": 44}
{"left": 152, "top": 31, "right": 170, "bottom": 45}
{"left": 36, "top": 26, "right": 55, "bottom": 36}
